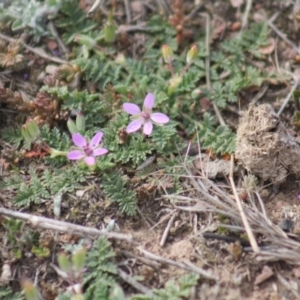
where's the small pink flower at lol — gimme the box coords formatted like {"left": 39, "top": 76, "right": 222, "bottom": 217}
{"left": 123, "top": 93, "right": 169, "bottom": 135}
{"left": 67, "top": 132, "right": 108, "bottom": 166}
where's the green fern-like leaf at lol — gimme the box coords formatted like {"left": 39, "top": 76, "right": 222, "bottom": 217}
{"left": 1, "top": 165, "right": 86, "bottom": 208}
{"left": 131, "top": 273, "right": 199, "bottom": 300}
{"left": 101, "top": 173, "right": 137, "bottom": 216}
{"left": 1, "top": 127, "right": 23, "bottom": 148}
{"left": 0, "top": 171, "right": 23, "bottom": 190}
{"left": 55, "top": 0, "right": 97, "bottom": 44}
{"left": 42, "top": 86, "right": 109, "bottom": 127}
{"left": 41, "top": 166, "right": 86, "bottom": 195}
{"left": 0, "top": 286, "right": 24, "bottom": 300}
{"left": 83, "top": 237, "right": 117, "bottom": 300}
{"left": 14, "top": 169, "right": 50, "bottom": 207}
{"left": 103, "top": 114, "right": 154, "bottom": 166}
{"left": 153, "top": 273, "right": 199, "bottom": 300}
{"left": 201, "top": 125, "right": 236, "bottom": 154}
{"left": 151, "top": 121, "right": 184, "bottom": 155}
{"left": 75, "top": 56, "right": 124, "bottom": 90}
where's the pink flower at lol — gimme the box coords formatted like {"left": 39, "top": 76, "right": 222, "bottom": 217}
{"left": 67, "top": 132, "right": 108, "bottom": 166}
{"left": 123, "top": 93, "right": 169, "bottom": 135}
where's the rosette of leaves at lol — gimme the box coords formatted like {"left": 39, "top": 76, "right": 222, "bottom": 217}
{"left": 0, "top": 0, "right": 61, "bottom": 42}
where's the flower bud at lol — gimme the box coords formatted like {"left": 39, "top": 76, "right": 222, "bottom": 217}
{"left": 76, "top": 112, "right": 85, "bottom": 132}
{"left": 167, "top": 75, "right": 182, "bottom": 95}
{"left": 67, "top": 118, "right": 78, "bottom": 134}
{"left": 191, "top": 88, "right": 201, "bottom": 99}
{"left": 110, "top": 284, "right": 126, "bottom": 300}
{"left": 58, "top": 253, "right": 72, "bottom": 273}
{"left": 74, "top": 34, "right": 97, "bottom": 50}
{"left": 49, "top": 148, "right": 68, "bottom": 158}
{"left": 115, "top": 53, "right": 126, "bottom": 65}
{"left": 71, "top": 294, "right": 84, "bottom": 300}
{"left": 104, "top": 23, "right": 116, "bottom": 43}
{"left": 72, "top": 248, "right": 86, "bottom": 272}
{"left": 162, "top": 44, "right": 173, "bottom": 64}
{"left": 186, "top": 44, "right": 198, "bottom": 64}
{"left": 21, "top": 278, "right": 38, "bottom": 300}
{"left": 53, "top": 194, "right": 62, "bottom": 218}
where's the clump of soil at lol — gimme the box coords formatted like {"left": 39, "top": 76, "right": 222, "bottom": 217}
{"left": 235, "top": 103, "right": 300, "bottom": 185}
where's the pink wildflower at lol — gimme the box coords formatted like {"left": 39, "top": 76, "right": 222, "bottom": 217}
{"left": 123, "top": 93, "right": 169, "bottom": 135}
{"left": 67, "top": 132, "right": 108, "bottom": 166}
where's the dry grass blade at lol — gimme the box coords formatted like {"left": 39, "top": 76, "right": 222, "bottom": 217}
{"left": 137, "top": 246, "right": 218, "bottom": 281}
{"left": 229, "top": 155, "right": 259, "bottom": 253}
{"left": 159, "top": 210, "right": 177, "bottom": 247}
{"left": 181, "top": 164, "right": 300, "bottom": 265}
{"left": 117, "top": 268, "right": 154, "bottom": 296}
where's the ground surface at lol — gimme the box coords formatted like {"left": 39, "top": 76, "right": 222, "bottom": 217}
{"left": 2, "top": 0, "right": 300, "bottom": 300}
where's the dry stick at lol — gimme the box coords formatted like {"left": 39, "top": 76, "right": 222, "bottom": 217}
{"left": 268, "top": 13, "right": 300, "bottom": 55}
{"left": 123, "top": 0, "right": 131, "bottom": 24}
{"left": 0, "top": 207, "right": 132, "bottom": 242}
{"left": 201, "top": 12, "right": 225, "bottom": 126}
{"left": 183, "top": 260, "right": 218, "bottom": 281}
{"left": 241, "top": 0, "right": 253, "bottom": 29}
{"left": 117, "top": 268, "right": 154, "bottom": 296}
{"left": 277, "top": 273, "right": 300, "bottom": 300}
{"left": 277, "top": 76, "right": 300, "bottom": 116}
{"left": 136, "top": 206, "right": 155, "bottom": 229}
{"left": 0, "top": 33, "right": 70, "bottom": 65}
{"left": 137, "top": 246, "right": 218, "bottom": 281}
{"left": 251, "top": 84, "right": 269, "bottom": 104}
{"left": 87, "top": 0, "right": 104, "bottom": 16}
{"left": 159, "top": 211, "right": 177, "bottom": 247}
{"left": 187, "top": 3, "right": 204, "bottom": 19}
{"left": 156, "top": 0, "right": 171, "bottom": 14}
{"left": 120, "top": 250, "right": 161, "bottom": 269}
{"left": 229, "top": 155, "right": 259, "bottom": 253}
{"left": 48, "top": 21, "right": 69, "bottom": 54}
{"left": 117, "top": 24, "right": 149, "bottom": 34}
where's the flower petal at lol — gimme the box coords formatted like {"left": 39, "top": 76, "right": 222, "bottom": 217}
{"left": 93, "top": 148, "right": 108, "bottom": 156}
{"left": 123, "top": 103, "right": 141, "bottom": 115}
{"left": 151, "top": 113, "right": 169, "bottom": 124}
{"left": 72, "top": 133, "right": 87, "bottom": 148}
{"left": 67, "top": 150, "right": 85, "bottom": 160}
{"left": 143, "top": 93, "right": 155, "bottom": 110}
{"left": 90, "top": 131, "right": 103, "bottom": 149}
{"left": 143, "top": 121, "right": 153, "bottom": 135}
{"left": 85, "top": 156, "right": 95, "bottom": 165}
{"left": 126, "top": 119, "right": 143, "bottom": 133}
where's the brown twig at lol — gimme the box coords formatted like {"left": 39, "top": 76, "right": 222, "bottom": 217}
{"left": 0, "top": 207, "right": 132, "bottom": 242}
{"left": 48, "top": 21, "right": 69, "bottom": 55}
{"left": 120, "top": 250, "right": 161, "bottom": 269}
{"left": 0, "top": 33, "right": 70, "bottom": 65}
{"left": 123, "top": 0, "right": 131, "bottom": 24}
{"left": 268, "top": 12, "right": 300, "bottom": 55}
